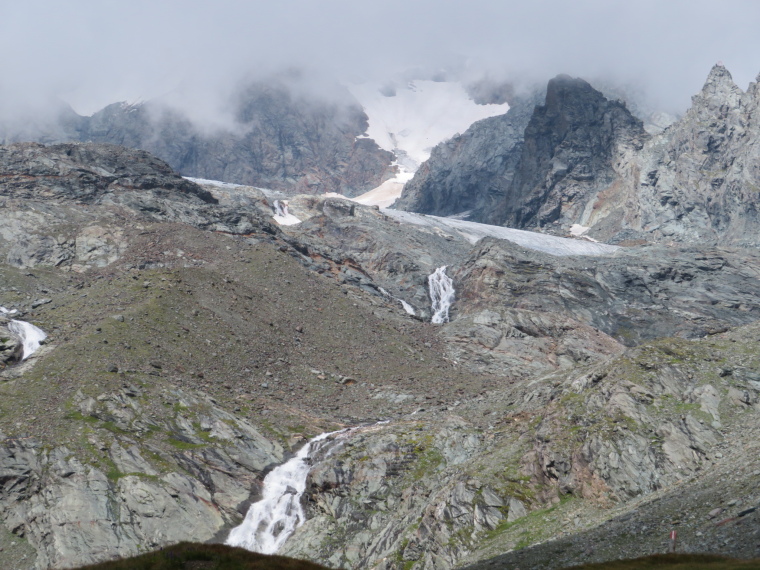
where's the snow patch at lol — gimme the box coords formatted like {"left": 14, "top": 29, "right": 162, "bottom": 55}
{"left": 570, "top": 224, "right": 599, "bottom": 243}
{"left": 348, "top": 80, "right": 508, "bottom": 170}
{"left": 272, "top": 200, "right": 301, "bottom": 226}
{"left": 184, "top": 176, "right": 246, "bottom": 189}
{"left": 351, "top": 171, "right": 414, "bottom": 209}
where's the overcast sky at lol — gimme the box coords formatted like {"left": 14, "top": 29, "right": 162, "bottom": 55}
{"left": 2, "top": 0, "right": 760, "bottom": 118}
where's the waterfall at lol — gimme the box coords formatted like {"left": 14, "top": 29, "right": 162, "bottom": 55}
{"left": 272, "top": 200, "right": 301, "bottom": 226}
{"left": 273, "top": 200, "right": 289, "bottom": 217}
{"left": 226, "top": 429, "right": 346, "bottom": 554}
{"left": 428, "top": 266, "right": 455, "bottom": 324}
{"left": 379, "top": 287, "right": 416, "bottom": 316}
{"left": 399, "top": 299, "right": 416, "bottom": 316}
{"left": 1, "top": 307, "right": 46, "bottom": 360}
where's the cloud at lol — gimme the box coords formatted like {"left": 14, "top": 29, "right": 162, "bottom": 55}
{"left": 1, "top": 0, "right": 759, "bottom": 119}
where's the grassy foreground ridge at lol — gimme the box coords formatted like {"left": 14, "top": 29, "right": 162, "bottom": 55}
{"left": 74, "top": 542, "right": 331, "bottom": 570}
{"left": 71, "top": 543, "right": 760, "bottom": 570}
{"left": 565, "top": 553, "right": 760, "bottom": 569}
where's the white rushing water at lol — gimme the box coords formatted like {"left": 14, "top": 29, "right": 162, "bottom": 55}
{"left": 226, "top": 430, "right": 345, "bottom": 554}
{"left": 399, "top": 299, "right": 416, "bottom": 316}
{"left": 428, "top": 266, "right": 455, "bottom": 324}
{"left": 0, "top": 307, "right": 47, "bottom": 360}
{"left": 272, "top": 199, "right": 302, "bottom": 226}
{"left": 379, "top": 287, "right": 416, "bottom": 316}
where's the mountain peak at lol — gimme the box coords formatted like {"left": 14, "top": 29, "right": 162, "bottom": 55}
{"left": 695, "top": 63, "right": 742, "bottom": 104}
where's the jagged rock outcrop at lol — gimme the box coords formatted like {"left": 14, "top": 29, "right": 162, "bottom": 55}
{"left": 454, "top": 239, "right": 760, "bottom": 344}
{"left": 0, "top": 142, "right": 281, "bottom": 270}
{"left": 392, "top": 91, "right": 543, "bottom": 218}
{"left": 629, "top": 65, "right": 760, "bottom": 246}
{"left": 275, "top": 194, "right": 474, "bottom": 319}
{"left": 0, "top": 142, "right": 215, "bottom": 203}
{"left": 278, "top": 321, "right": 760, "bottom": 570}
{"left": 393, "top": 76, "right": 648, "bottom": 230}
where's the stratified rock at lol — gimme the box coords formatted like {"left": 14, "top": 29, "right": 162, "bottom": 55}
{"left": 0, "top": 142, "right": 214, "bottom": 204}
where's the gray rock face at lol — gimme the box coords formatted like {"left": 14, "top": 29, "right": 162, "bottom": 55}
{"left": 0, "top": 318, "right": 22, "bottom": 364}
{"left": 454, "top": 239, "right": 760, "bottom": 346}
{"left": 393, "top": 91, "right": 543, "bottom": 218}
{"left": 630, "top": 65, "right": 760, "bottom": 246}
{"left": 281, "top": 421, "right": 501, "bottom": 570}
{"left": 0, "top": 142, "right": 215, "bottom": 204}
{"left": 0, "top": 387, "right": 283, "bottom": 569}
{"left": 0, "top": 142, "right": 280, "bottom": 270}
{"left": 393, "top": 76, "right": 647, "bottom": 232}
{"left": 278, "top": 195, "right": 474, "bottom": 319}
{"left": 493, "top": 75, "right": 647, "bottom": 230}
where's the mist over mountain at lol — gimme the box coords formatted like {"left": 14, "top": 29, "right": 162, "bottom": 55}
{"left": 3, "top": 0, "right": 760, "bottom": 123}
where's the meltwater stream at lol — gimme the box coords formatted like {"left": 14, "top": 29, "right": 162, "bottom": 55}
{"left": 428, "top": 266, "right": 455, "bottom": 324}
{"left": 226, "top": 429, "right": 347, "bottom": 554}
{"left": 0, "top": 307, "right": 47, "bottom": 360}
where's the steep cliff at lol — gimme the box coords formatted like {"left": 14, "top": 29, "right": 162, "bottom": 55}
{"left": 492, "top": 75, "right": 648, "bottom": 230}
{"left": 392, "top": 90, "right": 542, "bottom": 218}
{"left": 81, "top": 82, "right": 394, "bottom": 196}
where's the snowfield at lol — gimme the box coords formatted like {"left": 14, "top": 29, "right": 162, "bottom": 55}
{"left": 348, "top": 80, "right": 509, "bottom": 169}
{"left": 348, "top": 80, "right": 509, "bottom": 206}
{"left": 382, "top": 209, "right": 620, "bottom": 257}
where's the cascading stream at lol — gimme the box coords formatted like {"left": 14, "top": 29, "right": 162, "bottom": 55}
{"left": 428, "top": 266, "right": 455, "bottom": 324}
{"left": 1, "top": 307, "right": 47, "bottom": 360}
{"left": 271, "top": 199, "right": 301, "bottom": 226}
{"left": 273, "top": 200, "right": 289, "bottom": 217}
{"left": 379, "top": 287, "right": 416, "bottom": 316}
{"left": 226, "top": 429, "right": 347, "bottom": 554}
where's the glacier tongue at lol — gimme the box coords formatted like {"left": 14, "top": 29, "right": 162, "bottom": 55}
{"left": 382, "top": 209, "right": 620, "bottom": 257}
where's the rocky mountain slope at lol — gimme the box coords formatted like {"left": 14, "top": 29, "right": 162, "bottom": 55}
{"left": 395, "top": 65, "right": 760, "bottom": 249}
{"left": 2, "top": 67, "right": 760, "bottom": 570}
